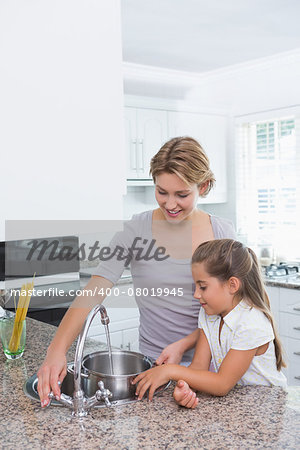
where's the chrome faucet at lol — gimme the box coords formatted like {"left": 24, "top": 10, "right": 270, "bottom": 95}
{"left": 49, "top": 304, "right": 112, "bottom": 417}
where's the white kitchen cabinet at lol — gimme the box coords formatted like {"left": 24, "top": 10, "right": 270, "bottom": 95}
{"left": 266, "top": 285, "right": 280, "bottom": 326}
{"left": 122, "top": 327, "right": 140, "bottom": 352}
{"left": 124, "top": 105, "right": 228, "bottom": 203}
{"left": 168, "top": 111, "right": 227, "bottom": 203}
{"left": 124, "top": 107, "right": 168, "bottom": 180}
{"left": 88, "top": 327, "right": 123, "bottom": 348}
{"left": 278, "top": 287, "right": 300, "bottom": 386}
{"left": 264, "top": 285, "right": 300, "bottom": 385}
{"left": 88, "top": 323, "right": 139, "bottom": 351}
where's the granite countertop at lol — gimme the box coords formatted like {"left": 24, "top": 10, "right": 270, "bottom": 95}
{"left": 1, "top": 318, "right": 300, "bottom": 449}
{"left": 264, "top": 277, "right": 300, "bottom": 290}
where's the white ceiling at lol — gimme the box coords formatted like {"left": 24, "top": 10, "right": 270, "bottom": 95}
{"left": 121, "top": 0, "right": 300, "bottom": 73}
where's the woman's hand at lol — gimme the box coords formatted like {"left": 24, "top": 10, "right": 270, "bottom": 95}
{"left": 37, "top": 349, "right": 67, "bottom": 407}
{"left": 132, "top": 365, "right": 171, "bottom": 401}
{"left": 173, "top": 380, "right": 198, "bottom": 409}
{"left": 155, "top": 341, "right": 185, "bottom": 365}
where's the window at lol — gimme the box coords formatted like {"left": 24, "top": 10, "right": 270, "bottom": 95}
{"left": 236, "top": 116, "right": 300, "bottom": 261}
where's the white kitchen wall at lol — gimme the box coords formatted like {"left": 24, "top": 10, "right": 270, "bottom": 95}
{"left": 123, "top": 186, "right": 157, "bottom": 220}
{"left": 185, "top": 50, "right": 300, "bottom": 116}
{"left": 0, "top": 0, "right": 126, "bottom": 241}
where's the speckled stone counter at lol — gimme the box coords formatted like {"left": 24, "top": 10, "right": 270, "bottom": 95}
{"left": 264, "top": 278, "right": 300, "bottom": 290}
{"left": 1, "top": 318, "right": 300, "bottom": 449}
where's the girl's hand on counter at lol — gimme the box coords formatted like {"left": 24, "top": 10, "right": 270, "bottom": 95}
{"left": 132, "top": 365, "right": 171, "bottom": 401}
{"left": 37, "top": 350, "right": 67, "bottom": 407}
{"left": 155, "top": 341, "right": 185, "bottom": 365}
{"left": 173, "top": 380, "right": 198, "bottom": 409}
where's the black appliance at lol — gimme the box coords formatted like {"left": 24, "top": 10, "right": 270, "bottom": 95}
{"left": 1, "top": 236, "right": 80, "bottom": 326}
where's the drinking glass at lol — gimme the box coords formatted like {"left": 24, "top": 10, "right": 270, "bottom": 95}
{"left": 0, "top": 314, "right": 26, "bottom": 360}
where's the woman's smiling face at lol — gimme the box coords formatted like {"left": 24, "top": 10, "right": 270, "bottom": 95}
{"left": 155, "top": 172, "right": 203, "bottom": 223}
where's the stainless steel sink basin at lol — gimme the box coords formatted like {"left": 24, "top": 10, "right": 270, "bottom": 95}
{"left": 24, "top": 362, "right": 171, "bottom": 408}
{"left": 24, "top": 368, "right": 79, "bottom": 406}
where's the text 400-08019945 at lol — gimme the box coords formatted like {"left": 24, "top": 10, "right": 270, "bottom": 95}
{"left": 82, "top": 287, "right": 184, "bottom": 297}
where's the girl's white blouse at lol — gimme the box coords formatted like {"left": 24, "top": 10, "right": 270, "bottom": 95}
{"left": 198, "top": 299, "right": 287, "bottom": 388}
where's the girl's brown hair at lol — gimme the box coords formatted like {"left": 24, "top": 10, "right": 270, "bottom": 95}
{"left": 150, "top": 136, "right": 215, "bottom": 197}
{"left": 192, "top": 239, "right": 286, "bottom": 371}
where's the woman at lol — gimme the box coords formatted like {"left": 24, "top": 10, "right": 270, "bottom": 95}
{"left": 37, "top": 136, "right": 235, "bottom": 406}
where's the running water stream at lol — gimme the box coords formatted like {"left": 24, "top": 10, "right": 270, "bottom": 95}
{"left": 104, "top": 323, "right": 114, "bottom": 375}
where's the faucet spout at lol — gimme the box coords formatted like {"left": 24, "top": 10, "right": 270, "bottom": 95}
{"left": 72, "top": 304, "right": 111, "bottom": 417}
{"left": 99, "top": 305, "right": 110, "bottom": 325}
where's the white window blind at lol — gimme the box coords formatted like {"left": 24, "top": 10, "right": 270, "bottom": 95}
{"left": 236, "top": 116, "right": 300, "bottom": 261}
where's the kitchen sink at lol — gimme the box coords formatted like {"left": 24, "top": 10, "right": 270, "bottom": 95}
{"left": 24, "top": 369, "right": 134, "bottom": 407}
{"left": 24, "top": 364, "right": 170, "bottom": 408}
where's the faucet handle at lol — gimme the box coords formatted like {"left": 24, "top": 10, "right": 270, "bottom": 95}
{"left": 95, "top": 381, "right": 112, "bottom": 407}
{"left": 46, "top": 391, "right": 55, "bottom": 408}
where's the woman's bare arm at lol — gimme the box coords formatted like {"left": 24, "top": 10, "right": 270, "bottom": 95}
{"left": 37, "top": 275, "right": 113, "bottom": 405}
{"left": 155, "top": 329, "right": 200, "bottom": 365}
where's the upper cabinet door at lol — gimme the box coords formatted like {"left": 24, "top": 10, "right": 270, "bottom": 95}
{"left": 136, "top": 108, "right": 168, "bottom": 179}
{"left": 168, "top": 111, "right": 227, "bottom": 203}
{"left": 124, "top": 107, "right": 138, "bottom": 179}
{"left": 124, "top": 106, "right": 228, "bottom": 202}
{"left": 125, "top": 107, "right": 168, "bottom": 180}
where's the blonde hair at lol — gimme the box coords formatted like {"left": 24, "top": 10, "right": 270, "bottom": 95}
{"left": 150, "top": 136, "right": 215, "bottom": 197}
{"left": 192, "top": 239, "right": 286, "bottom": 371}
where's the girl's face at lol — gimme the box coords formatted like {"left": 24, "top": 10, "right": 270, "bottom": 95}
{"left": 192, "top": 262, "right": 239, "bottom": 317}
{"left": 155, "top": 172, "right": 204, "bottom": 223}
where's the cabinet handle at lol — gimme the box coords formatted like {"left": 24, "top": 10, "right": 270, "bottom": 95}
{"left": 131, "top": 139, "right": 137, "bottom": 171}
{"left": 294, "top": 376, "right": 300, "bottom": 380}
{"left": 120, "top": 343, "right": 131, "bottom": 351}
{"left": 138, "top": 139, "right": 144, "bottom": 171}
{"left": 293, "top": 327, "right": 300, "bottom": 331}
{"left": 136, "top": 139, "right": 141, "bottom": 176}
{"left": 293, "top": 352, "right": 300, "bottom": 356}
{"left": 293, "top": 307, "right": 300, "bottom": 312}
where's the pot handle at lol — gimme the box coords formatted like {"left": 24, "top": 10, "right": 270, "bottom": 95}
{"left": 144, "top": 355, "right": 156, "bottom": 367}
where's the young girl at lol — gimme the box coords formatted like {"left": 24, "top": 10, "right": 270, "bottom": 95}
{"left": 133, "top": 239, "right": 287, "bottom": 408}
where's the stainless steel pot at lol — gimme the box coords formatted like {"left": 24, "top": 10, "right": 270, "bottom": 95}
{"left": 75, "top": 350, "right": 153, "bottom": 401}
